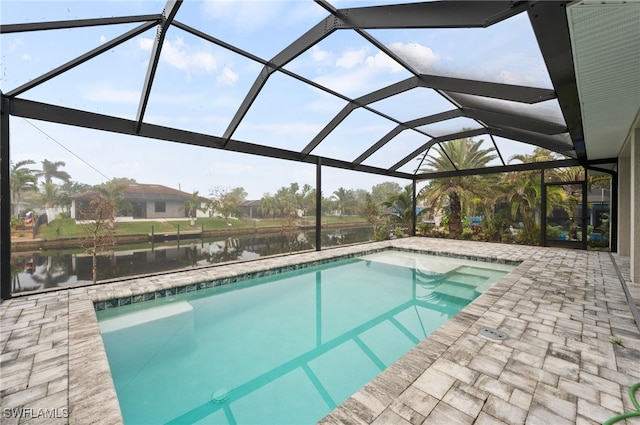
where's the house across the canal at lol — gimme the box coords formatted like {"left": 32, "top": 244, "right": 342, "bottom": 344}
{"left": 70, "top": 183, "right": 207, "bottom": 221}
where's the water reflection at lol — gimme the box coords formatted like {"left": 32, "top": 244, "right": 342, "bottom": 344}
{"left": 11, "top": 227, "right": 373, "bottom": 293}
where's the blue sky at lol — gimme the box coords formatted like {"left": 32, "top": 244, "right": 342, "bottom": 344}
{"left": 1, "top": 1, "right": 564, "bottom": 199}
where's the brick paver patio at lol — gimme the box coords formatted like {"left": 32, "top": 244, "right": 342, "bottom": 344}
{"left": 1, "top": 238, "right": 639, "bottom": 424}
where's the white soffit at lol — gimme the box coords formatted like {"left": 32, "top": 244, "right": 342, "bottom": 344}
{"left": 567, "top": 0, "right": 640, "bottom": 160}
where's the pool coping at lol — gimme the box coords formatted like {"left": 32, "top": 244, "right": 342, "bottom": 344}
{"left": 92, "top": 245, "right": 520, "bottom": 312}
{"left": 2, "top": 237, "right": 639, "bottom": 424}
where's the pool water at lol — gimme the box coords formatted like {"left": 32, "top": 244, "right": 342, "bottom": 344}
{"left": 97, "top": 251, "right": 514, "bottom": 425}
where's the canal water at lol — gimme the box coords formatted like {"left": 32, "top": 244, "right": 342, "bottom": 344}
{"left": 10, "top": 227, "right": 374, "bottom": 294}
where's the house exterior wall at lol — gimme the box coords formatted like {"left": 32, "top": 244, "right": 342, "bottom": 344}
{"left": 632, "top": 127, "right": 640, "bottom": 283}
{"left": 144, "top": 200, "right": 185, "bottom": 219}
{"left": 619, "top": 153, "right": 631, "bottom": 257}
{"left": 618, "top": 122, "right": 640, "bottom": 284}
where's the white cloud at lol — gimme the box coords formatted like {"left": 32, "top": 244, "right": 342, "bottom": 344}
{"left": 138, "top": 36, "right": 217, "bottom": 74}
{"left": 99, "top": 35, "right": 107, "bottom": 43}
{"left": 336, "top": 49, "right": 366, "bottom": 69}
{"left": 311, "top": 45, "right": 330, "bottom": 63}
{"left": 313, "top": 47, "right": 407, "bottom": 96}
{"left": 217, "top": 66, "right": 238, "bottom": 86}
{"left": 139, "top": 37, "right": 153, "bottom": 50}
{"left": 7, "top": 38, "right": 24, "bottom": 53}
{"left": 365, "top": 50, "right": 404, "bottom": 74}
{"left": 21, "top": 53, "right": 32, "bottom": 61}
{"left": 387, "top": 42, "right": 439, "bottom": 73}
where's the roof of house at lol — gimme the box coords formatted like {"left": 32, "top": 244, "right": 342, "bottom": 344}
{"left": 240, "top": 200, "right": 262, "bottom": 208}
{"left": 70, "top": 184, "right": 201, "bottom": 203}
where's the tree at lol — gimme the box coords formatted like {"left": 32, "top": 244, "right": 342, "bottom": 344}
{"left": 353, "top": 189, "right": 369, "bottom": 216}
{"left": 39, "top": 159, "right": 71, "bottom": 210}
{"left": 418, "top": 137, "right": 497, "bottom": 239}
{"left": 504, "top": 149, "right": 567, "bottom": 244}
{"left": 364, "top": 193, "right": 383, "bottom": 238}
{"left": 79, "top": 194, "right": 117, "bottom": 283}
{"left": 94, "top": 181, "right": 130, "bottom": 229}
{"left": 210, "top": 186, "right": 247, "bottom": 225}
{"left": 57, "top": 180, "right": 93, "bottom": 215}
{"left": 258, "top": 194, "right": 278, "bottom": 219}
{"left": 10, "top": 160, "right": 39, "bottom": 216}
{"left": 382, "top": 185, "right": 416, "bottom": 235}
{"left": 41, "top": 159, "right": 71, "bottom": 185}
{"left": 332, "top": 187, "right": 355, "bottom": 217}
{"left": 298, "top": 184, "right": 315, "bottom": 217}
{"left": 371, "top": 181, "right": 402, "bottom": 205}
{"left": 38, "top": 182, "right": 61, "bottom": 211}
{"left": 182, "top": 191, "right": 207, "bottom": 226}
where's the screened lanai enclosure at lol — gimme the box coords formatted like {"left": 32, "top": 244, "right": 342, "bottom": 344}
{"left": 2, "top": 0, "right": 633, "bottom": 300}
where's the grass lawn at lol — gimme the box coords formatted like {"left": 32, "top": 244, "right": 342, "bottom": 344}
{"left": 38, "top": 216, "right": 367, "bottom": 239}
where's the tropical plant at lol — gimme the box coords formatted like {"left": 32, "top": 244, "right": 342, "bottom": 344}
{"left": 370, "top": 181, "right": 402, "bottom": 205}
{"left": 38, "top": 159, "right": 71, "bottom": 210}
{"left": 40, "top": 159, "right": 71, "bottom": 185}
{"left": 10, "top": 159, "right": 39, "bottom": 216}
{"left": 182, "top": 191, "right": 207, "bottom": 226}
{"left": 210, "top": 186, "right": 247, "bottom": 225}
{"left": 364, "top": 193, "right": 382, "bottom": 237}
{"left": 418, "top": 137, "right": 497, "bottom": 239}
{"left": 94, "top": 181, "right": 130, "bottom": 229}
{"left": 258, "top": 195, "right": 278, "bottom": 219}
{"left": 504, "top": 149, "right": 568, "bottom": 244}
{"left": 332, "top": 187, "right": 355, "bottom": 217}
{"left": 382, "top": 185, "right": 416, "bottom": 235}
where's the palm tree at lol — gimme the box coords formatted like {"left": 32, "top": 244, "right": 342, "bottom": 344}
{"left": 418, "top": 137, "right": 497, "bottom": 239}
{"left": 182, "top": 191, "right": 206, "bottom": 226}
{"left": 332, "top": 187, "right": 354, "bottom": 217}
{"left": 504, "top": 149, "right": 567, "bottom": 244}
{"left": 39, "top": 159, "right": 71, "bottom": 211}
{"left": 10, "top": 160, "right": 39, "bottom": 216}
{"left": 41, "top": 159, "right": 71, "bottom": 185}
{"left": 259, "top": 195, "right": 278, "bottom": 219}
{"left": 39, "top": 182, "right": 61, "bottom": 211}
{"left": 382, "top": 185, "right": 416, "bottom": 235}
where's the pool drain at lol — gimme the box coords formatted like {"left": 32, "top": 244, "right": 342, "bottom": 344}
{"left": 478, "top": 327, "right": 508, "bottom": 340}
{"left": 211, "top": 389, "right": 229, "bottom": 403}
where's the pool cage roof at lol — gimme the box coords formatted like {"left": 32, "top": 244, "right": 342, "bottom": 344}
{"left": 1, "top": 0, "right": 622, "bottom": 183}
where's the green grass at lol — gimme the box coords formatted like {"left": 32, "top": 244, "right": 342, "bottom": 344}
{"left": 37, "top": 216, "right": 368, "bottom": 239}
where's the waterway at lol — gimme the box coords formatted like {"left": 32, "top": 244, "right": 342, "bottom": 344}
{"left": 10, "top": 227, "right": 374, "bottom": 294}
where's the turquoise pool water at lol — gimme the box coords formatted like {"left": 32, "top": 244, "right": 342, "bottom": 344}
{"left": 97, "top": 251, "right": 514, "bottom": 425}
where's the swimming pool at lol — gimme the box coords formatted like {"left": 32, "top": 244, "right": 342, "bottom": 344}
{"left": 97, "top": 250, "right": 514, "bottom": 424}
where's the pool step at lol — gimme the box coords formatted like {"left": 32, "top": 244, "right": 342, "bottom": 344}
{"left": 432, "top": 272, "right": 491, "bottom": 302}
{"left": 99, "top": 301, "right": 193, "bottom": 333}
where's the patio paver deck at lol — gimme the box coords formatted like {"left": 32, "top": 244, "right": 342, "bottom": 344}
{"left": 1, "top": 238, "right": 639, "bottom": 424}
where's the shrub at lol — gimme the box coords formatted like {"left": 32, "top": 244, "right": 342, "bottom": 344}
{"left": 417, "top": 222, "right": 433, "bottom": 235}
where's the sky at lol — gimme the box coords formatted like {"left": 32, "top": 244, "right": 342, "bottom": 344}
{"left": 1, "top": 0, "right": 565, "bottom": 200}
